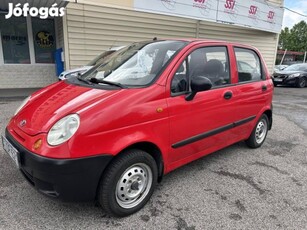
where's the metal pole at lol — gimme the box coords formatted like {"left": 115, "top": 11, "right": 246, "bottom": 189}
{"left": 303, "top": 51, "right": 307, "bottom": 63}
{"left": 280, "top": 49, "right": 287, "bottom": 65}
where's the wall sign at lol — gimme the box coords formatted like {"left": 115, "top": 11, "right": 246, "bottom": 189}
{"left": 217, "top": 0, "right": 283, "bottom": 33}
{"left": 134, "top": 0, "right": 284, "bottom": 33}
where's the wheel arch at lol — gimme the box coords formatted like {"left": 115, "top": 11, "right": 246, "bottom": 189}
{"left": 99, "top": 142, "right": 164, "bottom": 187}
{"left": 123, "top": 142, "right": 164, "bottom": 183}
{"left": 263, "top": 109, "right": 272, "bottom": 130}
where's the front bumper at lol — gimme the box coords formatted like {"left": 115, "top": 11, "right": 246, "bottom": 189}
{"left": 273, "top": 76, "right": 297, "bottom": 86}
{"left": 4, "top": 129, "right": 113, "bottom": 202}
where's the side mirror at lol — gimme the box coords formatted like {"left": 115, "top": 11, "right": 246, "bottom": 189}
{"left": 185, "top": 76, "right": 212, "bottom": 101}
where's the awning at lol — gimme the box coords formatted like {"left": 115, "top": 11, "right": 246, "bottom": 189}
{"left": 0, "top": 0, "right": 69, "bottom": 12}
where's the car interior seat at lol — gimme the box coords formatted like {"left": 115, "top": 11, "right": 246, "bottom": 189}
{"left": 203, "top": 59, "right": 225, "bottom": 85}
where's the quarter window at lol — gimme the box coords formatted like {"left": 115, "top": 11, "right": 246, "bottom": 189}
{"left": 234, "top": 48, "right": 262, "bottom": 82}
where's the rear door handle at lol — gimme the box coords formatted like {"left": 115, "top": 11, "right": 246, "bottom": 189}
{"left": 224, "top": 91, "right": 232, "bottom": 100}
{"left": 262, "top": 85, "right": 267, "bottom": 91}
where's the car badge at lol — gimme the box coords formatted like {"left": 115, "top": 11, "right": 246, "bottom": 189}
{"left": 20, "top": 120, "right": 27, "bottom": 127}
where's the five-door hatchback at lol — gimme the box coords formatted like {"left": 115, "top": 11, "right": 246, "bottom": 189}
{"left": 2, "top": 39, "right": 273, "bottom": 217}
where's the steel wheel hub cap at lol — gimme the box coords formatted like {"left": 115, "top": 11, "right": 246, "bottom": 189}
{"left": 255, "top": 119, "right": 267, "bottom": 144}
{"left": 116, "top": 163, "right": 152, "bottom": 209}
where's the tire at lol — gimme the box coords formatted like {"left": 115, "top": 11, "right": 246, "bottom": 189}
{"left": 98, "top": 149, "right": 158, "bottom": 217}
{"left": 296, "top": 77, "right": 306, "bottom": 88}
{"left": 245, "top": 114, "right": 269, "bottom": 148}
{"left": 273, "top": 82, "right": 278, "bottom": 87}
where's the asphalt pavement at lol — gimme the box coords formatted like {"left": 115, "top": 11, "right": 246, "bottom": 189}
{"left": 0, "top": 87, "right": 307, "bottom": 229}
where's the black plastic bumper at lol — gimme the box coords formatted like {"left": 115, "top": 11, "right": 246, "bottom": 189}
{"left": 5, "top": 129, "right": 113, "bottom": 202}
{"left": 273, "top": 77, "right": 297, "bottom": 86}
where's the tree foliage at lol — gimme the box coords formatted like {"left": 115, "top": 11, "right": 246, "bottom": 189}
{"left": 279, "top": 20, "right": 307, "bottom": 52}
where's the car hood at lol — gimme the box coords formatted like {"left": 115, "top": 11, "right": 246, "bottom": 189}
{"left": 14, "top": 81, "right": 121, "bottom": 136}
{"left": 274, "top": 70, "right": 303, "bottom": 76}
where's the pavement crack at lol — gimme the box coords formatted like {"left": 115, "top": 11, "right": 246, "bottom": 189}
{"left": 235, "top": 200, "right": 247, "bottom": 212}
{"left": 211, "top": 170, "right": 266, "bottom": 195}
{"left": 175, "top": 217, "right": 195, "bottom": 230}
{"left": 249, "top": 161, "right": 290, "bottom": 175}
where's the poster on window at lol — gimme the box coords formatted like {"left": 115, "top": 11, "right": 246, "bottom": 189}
{"left": 32, "top": 18, "right": 56, "bottom": 63}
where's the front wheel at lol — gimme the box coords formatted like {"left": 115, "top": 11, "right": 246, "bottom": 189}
{"left": 297, "top": 77, "right": 306, "bottom": 88}
{"left": 245, "top": 114, "right": 269, "bottom": 148}
{"left": 98, "top": 149, "right": 158, "bottom": 217}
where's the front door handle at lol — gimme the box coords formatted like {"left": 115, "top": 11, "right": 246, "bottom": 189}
{"left": 224, "top": 91, "right": 232, "bottom": 100}
{"left": 262, "top": 85, "right": 267, "bottom": 91}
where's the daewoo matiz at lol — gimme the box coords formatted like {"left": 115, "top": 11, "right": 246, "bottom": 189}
{"left": 2, "top": 39, "right": 273, "bottom": 217}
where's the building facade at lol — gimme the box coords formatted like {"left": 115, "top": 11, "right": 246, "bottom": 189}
{"left": 0, "top": 0, "right": 284, "bottom": 96}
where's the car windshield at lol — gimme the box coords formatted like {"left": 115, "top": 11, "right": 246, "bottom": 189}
{"left": 283, "top": 64, "right": 307, "bottom": 71}
{"left": 81, "top": 40, "right": 187, "bottom": 87}
{"left": 87, "top": 50, "right": 115, "bottom": 66}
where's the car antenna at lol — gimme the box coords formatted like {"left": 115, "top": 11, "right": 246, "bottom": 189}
{"left": 109, "top": 39, "right": 118, "bottom": 50}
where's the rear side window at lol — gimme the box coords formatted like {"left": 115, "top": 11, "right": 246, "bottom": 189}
{"left": 171, "top": 46, "right": 230, "bottom": 94}
{"left": 234, "top": 48, "right": 262, "bottom": 82}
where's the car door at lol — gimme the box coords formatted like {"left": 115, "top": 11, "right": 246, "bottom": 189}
{"left": 231, "top": 46, "right": 271, "bottom": 138}
{"left": 166, "top": 44, "right": 238, "bottom": 169}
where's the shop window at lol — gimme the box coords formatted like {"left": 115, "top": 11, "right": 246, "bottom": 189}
{"left": 0, "top": 15, "right": 30, "bottom": 64}
{"left": 32, "top": 18, "right": 56, "bottom": 63}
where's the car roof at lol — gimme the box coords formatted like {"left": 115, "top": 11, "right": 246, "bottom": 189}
{"left": 157, "top": 38, "right": 257, "bottom": 50}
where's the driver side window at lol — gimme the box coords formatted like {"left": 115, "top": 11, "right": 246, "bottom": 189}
{"left": 171, "top": 46, "right": 230, "bottom": 94}
{"left": 171, "top": 59, "right": 188, "bottom": 94}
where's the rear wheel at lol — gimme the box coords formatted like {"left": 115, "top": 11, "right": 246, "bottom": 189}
{"left": 245, "top": 114, "right": 269, "bottom": 148}
{"left": 297, "top": 77, "right": 306, "bottom": 88}
{"left": 98, "top": 149, "right": 158, "bottom": 217}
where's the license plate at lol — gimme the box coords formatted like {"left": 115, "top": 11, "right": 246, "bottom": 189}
{"left": 2, "top": 135, "right": 20, "bottom": 168}
{"left": 274, "top": 78, "right": 283, "bottom": 82}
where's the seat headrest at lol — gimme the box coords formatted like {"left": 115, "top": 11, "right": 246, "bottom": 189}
{"left": 203, "top": 59, "right": 224, "bottom": 75}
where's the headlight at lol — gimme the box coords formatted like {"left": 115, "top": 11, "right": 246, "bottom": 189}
{"left": 14, "top": 96, "right": 31, "bottom": 116}
{"left": 47, "top": 114, "right": 80, "bottom": 146}
{"left": 288, "top": 73, "right": 300, "bottom": 78}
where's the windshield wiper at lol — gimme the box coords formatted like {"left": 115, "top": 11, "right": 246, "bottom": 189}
{"left": 90, "top": 78, "right": 126, "bottom": 88}
{"left": 77, "top": 75, "right": 92, "bottom": 85}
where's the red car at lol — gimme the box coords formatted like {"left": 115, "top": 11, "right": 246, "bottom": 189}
{"left": 2, "top": 39, "right": 273, "bottom": 217}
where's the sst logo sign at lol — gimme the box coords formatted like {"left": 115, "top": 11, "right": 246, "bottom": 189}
{"left": 224, "top": 0, "right": 236, "bottom": 10}
{"left": 5, "top": 3, "right": 65, "bottom": 19}
{"left": 248, "top": 5, "right": 259, "bottom": 25}
{"left": 249, "top": 5, "right": 258, "bottom": 16}
{"left": 268, "top": 11, "right": 275, "bottom": 20}
{"left": 193, "top": 0, "right": 213, "bottom": 17}
{"left": 224, "top": 0, "right": 237, "bottom": 22}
